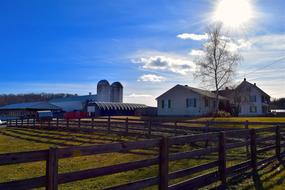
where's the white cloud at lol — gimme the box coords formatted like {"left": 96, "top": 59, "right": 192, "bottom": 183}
{"left": 138, "top": 74, "right": 166, "bottom": 82}
{"left": 132, "top": 54, "right": 195, "bottom": 75}
{"left": 177, "top": 33, "right": 208, "bottom": 40}
{"left": 127, "top": 93, "right": 153, "bottom": 98}
{"left": 189, "top": 49, "right": 205, "bottom": 56}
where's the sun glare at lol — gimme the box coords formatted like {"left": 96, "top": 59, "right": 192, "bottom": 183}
{"left": 212, "top": 0, "right": 255, "bottom": 28}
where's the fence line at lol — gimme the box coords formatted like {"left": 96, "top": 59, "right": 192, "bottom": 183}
{"left": 0, "top": 124, "right": 285, "bottom": 189}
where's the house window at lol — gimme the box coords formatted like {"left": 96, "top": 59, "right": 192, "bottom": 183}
{"left": 205, "top": 98, "right": 209, "bottom": 107}
{"left": 249, "top": 95, "right": 256, "bottom": 102}
{"left": 168, "top": 99, "right": 171, "bottom": 108}
{"left": 161, "top": 100, "right": 165, "bottom": 109}
{"left": 250, "top": 106, "right": 257, "bottom": 113}
{"left": 186, "top": 98, "right": 196, "bottom": 107}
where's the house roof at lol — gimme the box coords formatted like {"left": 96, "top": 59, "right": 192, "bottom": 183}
{"left": 49, "top": 95, "right": 97, "bottom": 103}
{"left": 156, "top": 85, "right": 228, "bottom": 100}
{"left": 0, "top": 101, "right": 62, "bottom": 110}
{"left": 88, "top": 102, "right": 147, "bottom": 111}
{"left": 236, "top": 80, "right": 270, "bottom": 97}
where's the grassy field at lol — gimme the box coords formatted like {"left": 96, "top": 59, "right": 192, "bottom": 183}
{"left": 1, "top": 117, "right": 285, "bottom": 189}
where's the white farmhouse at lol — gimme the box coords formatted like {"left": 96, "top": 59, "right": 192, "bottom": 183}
{"left": 156, "top": 85, "right": 228, "bottom": 116}
{"left": 219, "top": 78, "right": 270, "bottom": 116}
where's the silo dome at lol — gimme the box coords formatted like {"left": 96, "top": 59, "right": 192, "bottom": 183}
{"left": 111, "top": 82, "right": 123, "bottom": 103}
{"left": 97, "top": 80, "right": 111, "bottom": 102}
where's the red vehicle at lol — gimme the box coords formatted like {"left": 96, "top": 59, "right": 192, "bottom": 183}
{"left": 63, "top": 111, "right": 87, "bottom": 120}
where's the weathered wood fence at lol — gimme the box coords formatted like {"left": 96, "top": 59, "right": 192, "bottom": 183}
{"left": 0, "top": 125, "right": 285, "bottom": 189}
{"left": 6, "top": 117, "right": 285, "bottom": 137}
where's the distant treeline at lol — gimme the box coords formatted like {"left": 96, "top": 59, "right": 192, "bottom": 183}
{"left": 270, "top": 98, "right": 285, "bottom": 109}
{"left": 0, "top": 93, "right": 77, "bottom": 107}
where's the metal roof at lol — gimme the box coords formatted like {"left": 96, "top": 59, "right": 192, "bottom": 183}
{"left": 49, "top": 95, "right": 97, "bottom": 103}
{"left": 88, "top": 102, "right": 147, "bottom": 111}
{"left": 0, "top": 101, "right": 62, "bottom": 110}
{"left": 156, "top": 85, "right": 228, "bottom": 100}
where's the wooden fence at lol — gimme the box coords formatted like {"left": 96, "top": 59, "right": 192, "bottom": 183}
{"left": 6, "top": 117, "right": 285, "bottom": 137}
{"left": 0, "top": 124, "right": 285, "bottom": 189}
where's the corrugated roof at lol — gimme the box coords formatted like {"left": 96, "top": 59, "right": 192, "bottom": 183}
{"left": 88, "top": 102, "right": 147, "bottom": 111}
{"left": 0, "top": 101, "right": 62, "bottom": 110}
{"left": 49, "top": 95, "right": 97, "bottom": 103}
{"left": 156, "top": 85, "right": 228, "bottom": 100}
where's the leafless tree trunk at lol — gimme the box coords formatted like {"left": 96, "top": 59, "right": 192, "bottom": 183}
{"left": 194, "top": 23, "right": 241, "bottom": 113}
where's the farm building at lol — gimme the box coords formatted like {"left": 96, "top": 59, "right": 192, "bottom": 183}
{"left": 156, "top": 85, "right": 228, "bottom": 116}
{"left": 218, "top": 78, "right": 271, "bottom": 116}
{"left": 87, "top": 102, "right": 147, "bottom": 116}
{"left": 0, "top": 101, "right": 62, "bottom": 119}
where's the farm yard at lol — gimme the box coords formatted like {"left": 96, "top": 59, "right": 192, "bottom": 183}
{"left": 1, "top": 117, "right": 285, "bottom": 189}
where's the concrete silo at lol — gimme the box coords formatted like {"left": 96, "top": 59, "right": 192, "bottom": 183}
{"left": 111, "top": 82, "right": 123, "bottom": 102}
{"left": 97, "top": 80, "right": 111, "bottom": 102}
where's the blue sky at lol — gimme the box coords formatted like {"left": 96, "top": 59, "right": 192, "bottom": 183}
{"left": 0, "top": 0, "right": 284, "bottom": 106}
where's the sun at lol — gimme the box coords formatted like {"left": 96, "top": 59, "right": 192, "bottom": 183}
{"left": 212, "top": 0, "right": 255, "bottom": 28}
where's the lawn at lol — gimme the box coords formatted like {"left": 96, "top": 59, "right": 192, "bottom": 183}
{"left": 1, "top": 116, "right": 285, "bottom": 189}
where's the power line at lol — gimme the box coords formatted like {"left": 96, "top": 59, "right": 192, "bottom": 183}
{"left": 242, "top": 56, "right": 285, "bottom": 78}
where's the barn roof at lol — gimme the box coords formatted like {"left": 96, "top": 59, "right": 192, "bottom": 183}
{"left": 0, "top": 101, "right": 62, "bottom": 110}
{"left": 88, "top": 102, "right": 147, "bottom": 111}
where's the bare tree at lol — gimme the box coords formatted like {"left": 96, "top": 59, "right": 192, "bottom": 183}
{"left": 194, "top": 23, "right": 241, "bottom": 113}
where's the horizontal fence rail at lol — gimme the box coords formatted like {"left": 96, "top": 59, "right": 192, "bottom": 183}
{"left": 0, "top": 123, "right": 285, "bottom": 189}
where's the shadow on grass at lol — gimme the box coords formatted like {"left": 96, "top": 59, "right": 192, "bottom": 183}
{"left": 226, "top": 160, "right": 285, "bottom": 190}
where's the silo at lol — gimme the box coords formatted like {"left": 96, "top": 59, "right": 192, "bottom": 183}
{"left": 111, "top": 82, "right": 123, "bottom": 102}
{"left": 97, "top": 80, "right": 111, "bottom": 102}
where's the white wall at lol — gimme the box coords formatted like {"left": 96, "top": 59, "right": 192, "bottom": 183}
{"left": 157, "top": 87, "right": 215, "bottom": 116}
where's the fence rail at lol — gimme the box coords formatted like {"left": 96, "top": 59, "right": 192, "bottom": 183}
{"left": 1, "top": 122, "right": 285, "bottom": 189}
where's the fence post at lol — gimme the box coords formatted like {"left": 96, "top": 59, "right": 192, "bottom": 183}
{"left": 78, "top": 118, "right": 81, "bottom": 128}
{"left": 66, "top": 119, "right": 69, "bottom": 128}
{"left": 276, "top": 126, "right": 281, "bottom": 161}
{"left": 56, "top": 118, "right": 59, "bottom": 128}
{"left": 250, "top": 129, "right": 257, "bottom": 172}
{"left": 218, "top": 132, "right": 227, "bottom": 188}
{"left": 33, "top": 118, "right": 36, "bottom": 128}
{"left": 26, "top": 118, "right": 29, "bottom": 127}
{"left": 125, "top": 117, "right": 129, "bottom": 134}
{"left": 16, "top": 119, "right": 18, "bottom": 127}
{"left": 91, "top": 117, "right": 95, "bottom": 128}
{"left": 205, "top": 121, "right": 210, "bottom": 147}
{"left": 148, "top": 120, "right": 152, "bottom": 137}
{"left": 174, "top": 121, "right": 178, "bottom": 135}
{"left": 159, "top": 137, "right": 169, "bottom": 190}
{"left": 48, "top": 120, "right": 51, "bottom": 128}
{"left": 244, "top": 120, "right": 250, "bottom": 157}
{"left": 108, "top": 116, "right": 111, "bottom": 132}
{"left": 46, "top": 147, "right": 58, "bottom": 190}
{"left": 21, "top": 119, "right": 23, "bottom": 127}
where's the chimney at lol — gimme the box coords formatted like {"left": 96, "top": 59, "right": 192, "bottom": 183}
{"left": 244, "top": 78, "right": 246, "bottom": 81}
{"left": 254, "top": 83, "right": 256, "bottom": 86}
{"left": 225, "top": 87, "right": 229, "bottom": 90}
{"left": 89, "top": 92, "right": 92, "bottom": 96}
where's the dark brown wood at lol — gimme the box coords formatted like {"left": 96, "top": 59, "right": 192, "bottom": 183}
{"left": 66, "top": 119, "right": 69, "bottom": 128}
{"left": 276, "top": 126, "right": 281, "bottom": 161}
{"left": 250, "top": 129, "right": 257, "bottom": 172}
{"left": 125, "top": 117, "right": 129, "bottom": 133}
{"left": 218, "top": 132, "right": 226, "bottom": 188}
{"left": 56, "top": 118, "right": 59, "bottom": 128}
{"left": 91, "top": 117, "right": 95, "bottom": 128}
{"left": 16, "top": 119, "right": 18, "bottom": 127}
{"left": 159, "top": 137, "right": 169, "bottom": 190}
{"left": 108, "top": 116, "right": 111, "bottom": 132}
{"left": 47, "top": 147, "right": 58, "bottom": 190}
{"left": 0, "top": 150, "right": 48, "bottom": 166}
{"left": 78, "top": 118, "right": 81, "bottom": 128}
{"left": 33, "top": 118, "right": 36, "bottom": 128}
{"left": 148, "top": 120, "right": 152, "bottom": 137}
